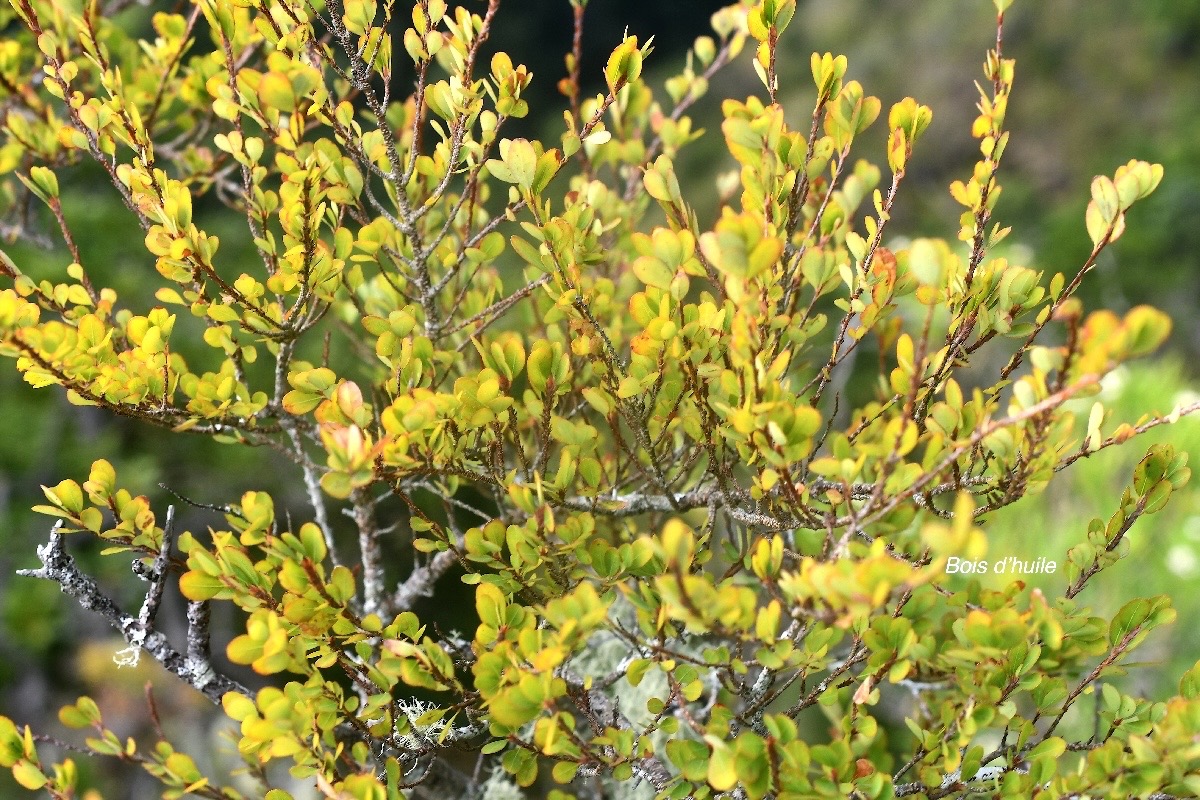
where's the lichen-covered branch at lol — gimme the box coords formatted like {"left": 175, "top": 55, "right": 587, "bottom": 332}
{"left": 17, "top": 522, "right": 247, "bottom": 705}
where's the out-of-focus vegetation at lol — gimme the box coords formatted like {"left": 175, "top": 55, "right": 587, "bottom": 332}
{"left": 971, "top": 358, "right": 1200, "bottom": 696}
{"left": 783, "top": 0, "right": 1200, "bottom": 355}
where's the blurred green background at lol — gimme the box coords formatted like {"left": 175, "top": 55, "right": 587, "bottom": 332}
{"left": 1, "top": 0, "right": 1197, "bottom": 796}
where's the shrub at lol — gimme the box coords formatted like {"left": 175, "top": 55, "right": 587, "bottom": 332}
{"left": 1, "top": 0, "right": 1199, "bottom": 797}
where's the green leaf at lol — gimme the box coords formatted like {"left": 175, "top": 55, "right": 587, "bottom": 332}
{"left": 907, "top": 238, "right": 943, "bottom": 287}
{"left": 626, "top": 658, "right": 652, "bottom": 686}
{"left": 1109, "top": 596, "right": 1173, "bottom": 647}
{"left": 632, "top": 256, "right": 674, "bottom": 289}
{"left": 319, "top": 470, "right": 355, "bottom": 499}
{"left": 258, "top": 72, "right": 298, "bottom": 112}
{"left": 1181, "top": 662, "right": 1200, "bottom": 700}
{"left": 221, "top": 693, "right": 257, "bottom": 721}
{"left": 225, "top": 634, "right": 264, "bottom": 666}
{"left": 502, "top": 745, "right": 538, "bottom": 786}
{"left": 498, "top": 138, "right": 537, "bottom": 190}
{"left": 41, "top": 479, "right": 84, "bottom": 514}
{"left": 665, "top": 738, "right": 709, "bottom": 782}
{"left": 705, "top": 737, "right": 737, "bottom": 791}
{"left": 475, "top": 582, "right": 506, "bottom": 628}
{"left": 1085, "top": 402, "right": 1104, "bottom": 451}
{"left": 12, "top": 759, "right": 47, "bottom": 790}
{"left": 0, "top": 718, "right": 24, "bottom": 768}
{"left": 605, "top": 36, "right": 643, "bottom": 91}
{"left": 28, "top": 166, "right": 59, "bottom": 199}
{"left": 1122, "top": 305, "right": 1171, "bottom": 357}
{"left": 552, "top": 760, "right": 579, "bottom": 783}
{"left": 178, "top": 570, "right": 227, "bottom": 601}
{"left": 58, "top": 697, "right": 101, "bottom": 729}
{"left": 811, "top": 52, "right": 847, "bottom": 97}
{"left": 1086, "top": 202, "right": 1124, "bottom": 248}
{"left": 1090, "top": 175, "right": 1120, "bottom": 222}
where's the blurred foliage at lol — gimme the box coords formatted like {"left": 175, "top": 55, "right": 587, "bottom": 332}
{"left": 762, "top": 0, "right": 1200, "bottom": 354}
{"left": 965, "top": 358, "right": 1200, "bottom": 696}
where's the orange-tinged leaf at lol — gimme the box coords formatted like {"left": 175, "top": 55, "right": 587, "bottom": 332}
{"left": 282, "top": 390, "right": 323, "bottom": 415}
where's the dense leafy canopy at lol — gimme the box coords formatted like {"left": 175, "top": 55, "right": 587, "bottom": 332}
{"left": 0, "top": 0, "right": 1198, "bottom": 798}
